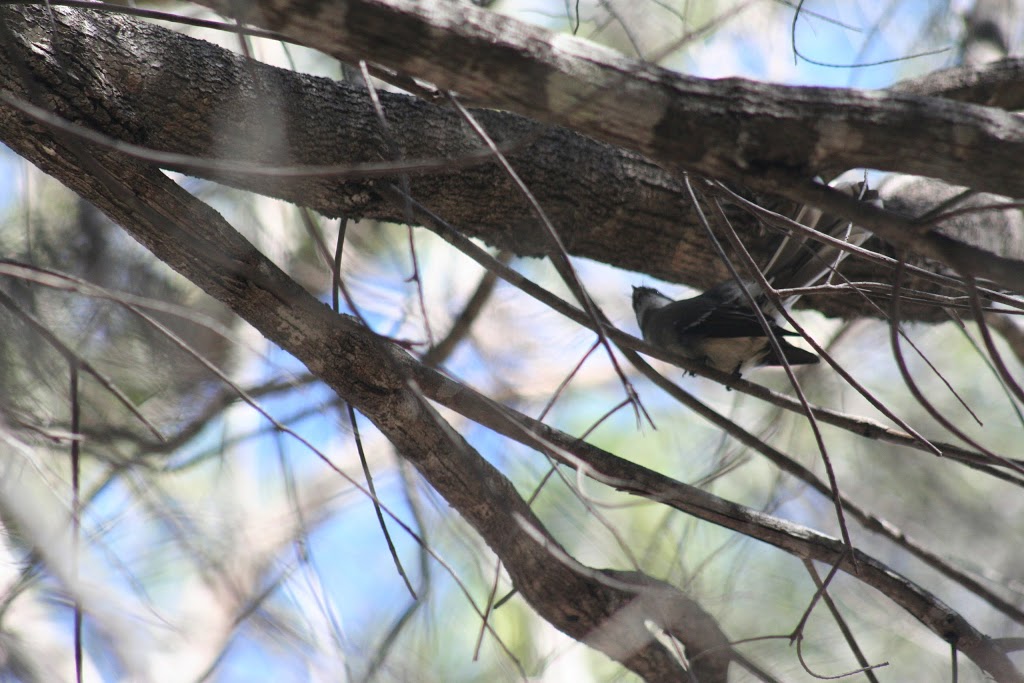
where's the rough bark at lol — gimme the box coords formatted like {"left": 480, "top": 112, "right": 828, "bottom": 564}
{"left": 189, "top": 0, "right": 1024, "bottom": 293}
{"left": 2, "top": 4, "right": 1023, "bottom": 320}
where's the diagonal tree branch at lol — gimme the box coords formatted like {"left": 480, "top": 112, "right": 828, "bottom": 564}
{"left": 0, "top": 83, "right": 739, "bottom": 683}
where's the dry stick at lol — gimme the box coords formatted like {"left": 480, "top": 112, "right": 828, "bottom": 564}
{"left": 539, "top": 339, "right": 602, "bottom": 422}
{"left": 347, "top": 404, "right": 417, "bottom": 599}
{"left": 783, "top": 177, "right": 1024, "bottom": 297}
{"left": 0, "top": 289, "right": 165, "bottom": 442}
{"left": 949, "top": 310, "right": 1024, "bottom": 428}
{"left": 328, "top": 224, "right": 376, "bottom": 332}
{"left": 471, "top": 561, "right": 504, "bottom": 661}
{"left": 686, "top": 177, "right": 856, "bottom": 557}
{"left": 782, "top": 248, "right": 991, "bottom": 430}
{"left": 445, "top": 95, "right": 648, "bottom": 427}
{"left": 778, "top": 282, "right": 981, "bottom": 310}
{"left": 376, "top": 206, "right": 1024, "bottom": 626}
{"left": 844, "top": 0, "right": 899, "bottom": 72}
{"left": 709, "top": 186, "right": 1019, "bottom": 486}
{"left": 804, "top": 560, "right": 885, "bottom": 683}
{"left": 474, "top": 337, "right": 601, "bottom": 652}
{"left": 424, "top": 369, "right": 1024, "bottom": 677}
{"left": 802, "top": 284, "right": 987, "bottom": 430}
{"left": 473, "top": 393, "right": 651, "bottom": 642}
{"left": 794, "top": 630, "right": 884, "bottom": 681}
{"left": 331, "top": 216, "right": 349, "bottom": 314}
{"left": 710, "top": 181, "right": 1024, "bottom": 314}
{"left": 713, "top": 180, "right": 985, "bottom": 434}
{"left": 788, "top": 279, "right": 986, "bottom": 429}
{"left": 302, "top": 206, "right": 379, "bottom": 345}
{"left": 789, "top": 0, "right": 949, "bottom": 69}
{"left": 325, "top": 209, "right": 415, "bottom": 602}
{"left": 893, "top": 324, "right": 985, "bottom": 426}
{"left": 495, "top": 397, "right": 647, "bottom": 570}
{"left": 789, "top": 557, "right": 884, "bottom": 681}
{"left": 422, "top": 252, "right": 509, "bottom": 367}
{"left": 888, "top": 258, "right": 1018, "bottom": 468}
{"left": 501, "top": 506, "right": 726, "bottom": 677}
{"left": 363, "top": 463, "right": 433, "bottom": 682}
{"left": 392, "top": 188, "right": 1022, "bottom": 482}
{"left": 227, "top": 2, "right": 253, "bottom": 60}
{"left": 580, "top": 399, "right": 635, "bottom": 441}
{"left": 963, "top": 277, "right": 1024, "bottom": 405}
{"left": 381, "top": 93, "right": 665, "bottom": 646}
{"left": 360, "top": 60, "right": 435, "bottom": 348}
{"left": 69, "top": 361, "right": 83, "bottom": 683}
{"left": 24, "top": 247, "right": 999, "bottom": 476}
{"left": 631, "top": 355, "right": 1024, "bottom": 625}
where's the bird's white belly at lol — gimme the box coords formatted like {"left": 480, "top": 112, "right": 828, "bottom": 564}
{"left": 696, "top": 337, "right": 769, "bottom": 374}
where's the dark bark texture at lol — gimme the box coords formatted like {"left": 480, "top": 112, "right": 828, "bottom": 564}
{"left": 2, "top": 3, "right": 1023, "bottom": 319}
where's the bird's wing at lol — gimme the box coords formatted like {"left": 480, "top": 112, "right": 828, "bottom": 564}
{"left": 668, "top": 299, "right": 795, "bottom": 339}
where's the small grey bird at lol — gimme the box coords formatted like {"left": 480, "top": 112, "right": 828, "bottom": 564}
{"left": 632, "top": 282, "right": 818, "bottom": 375}
{"left": 632, "top": 181, "right": 878, "bottom": 376}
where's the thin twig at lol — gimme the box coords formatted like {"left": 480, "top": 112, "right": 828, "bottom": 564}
{"left": 888, "top": 257, "right": 1023, "bottom": 475}
{"left": 445, "top": 95, "right": 647, "bottom": 427}
{"left": 963, "top": 277, "right": 1024, "bottom": 404}
{"left": 805, "top": 560, "right": 885, "bottom": 683}
{"left": 422, "top": 252, "right": 509, "bottom": 367}
{"left": 688, "top": 177, "right": 856, "bottom": 557}
{"left": 69, "top": 360, "right": 83, "bottom": 683}
{"left": 348, "top": 404, "right": 417, "bottom": 599}
{"left": 0, "top": 288, "right": 165, "bottom": 442}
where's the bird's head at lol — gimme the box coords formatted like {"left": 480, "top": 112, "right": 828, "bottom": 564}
{"left": 631, "top": 285, "right": 673, "bottom": 329}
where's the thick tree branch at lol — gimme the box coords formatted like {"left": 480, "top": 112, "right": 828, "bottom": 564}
{"left": 188, "top": 0, "right": 1024, "bottom": 291}
{"left": 198, "top": 0, "right": 1024, "bottom": 197}
{"left": 0, "top": 5, "right": 749, "bottom": 300}
{"left": 892, "top": 57, "right": 1024, "bottom": 109}
{"left": 2, "top": 4, "right": 1022, "bottom": 319}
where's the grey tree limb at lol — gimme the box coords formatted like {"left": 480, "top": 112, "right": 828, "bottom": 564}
{"left": 189, "top": 0, "right": 1024, "bottom": 293}
{"left": 2, "top": 4, "right": 1023, "bottom": 319}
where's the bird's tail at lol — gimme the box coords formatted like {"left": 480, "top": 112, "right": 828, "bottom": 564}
{"left": 761, "top": 180, "right": 879, "bottom": 302}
